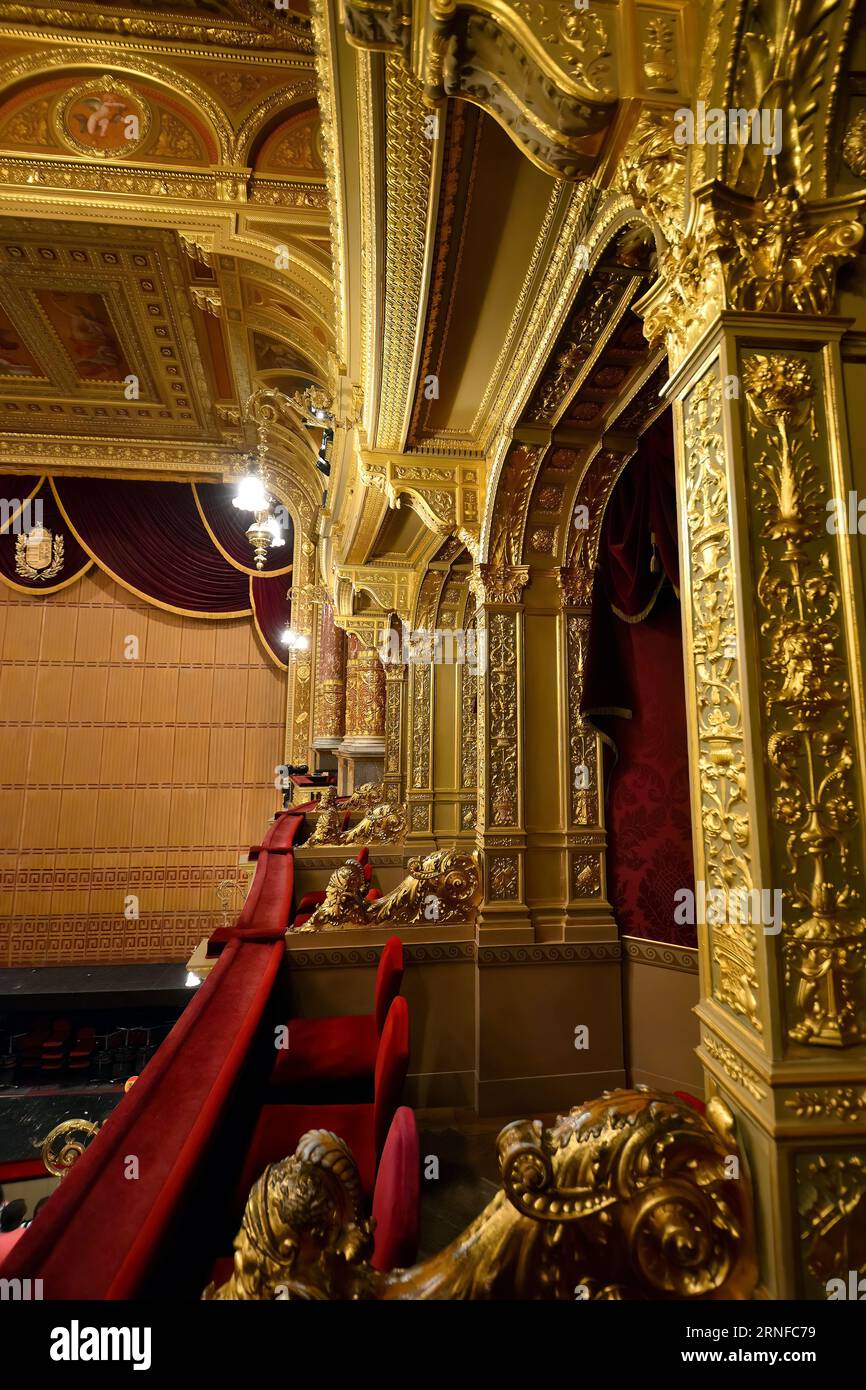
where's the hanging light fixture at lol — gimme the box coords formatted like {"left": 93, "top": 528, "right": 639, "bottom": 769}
{"left": 231, "top": 450, "right": 285, "bottom": 570}
{"left": 280, "top": 627, "right": 310, "bottom": 654}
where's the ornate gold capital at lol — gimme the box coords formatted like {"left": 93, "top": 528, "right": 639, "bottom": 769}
{"left": 469, "top": 563, "right": 529, "bottom": 608}
{"left": 636, "top": 181, "right": 865, "bottom": 370}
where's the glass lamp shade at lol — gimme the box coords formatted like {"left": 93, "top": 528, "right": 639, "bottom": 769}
{"left": 232, "top": 473, "right": 270, "bottom": 513}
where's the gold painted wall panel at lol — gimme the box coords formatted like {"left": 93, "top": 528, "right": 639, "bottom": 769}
{"left": 0, "top": 567, "right": 284, "bottom": 964}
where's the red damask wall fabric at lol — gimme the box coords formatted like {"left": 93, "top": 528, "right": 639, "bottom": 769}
{"left": 583, "top": 418, "right": 696, "bottom": 947}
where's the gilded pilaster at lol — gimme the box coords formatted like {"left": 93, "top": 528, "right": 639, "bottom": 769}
{"left": 471, "top": 562, "right": 532, "bottom": 941}
{"left": 405, "top": 569, "right": 444, "bottom": 844}
{"left": 383, "top": 660, "right": 406, "bottom": 807}
{"left": 660, "top": 299, "right": 866, "bottom": 1300}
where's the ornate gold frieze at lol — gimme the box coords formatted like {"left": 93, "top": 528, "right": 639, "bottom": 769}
{"left": 743, "top": 350, "right": 866, "bottom": 1047}
{"left": 206, "top": 1089, "right": 757, "bottom": 1300}
{"left": 784, "top": 1087, "right": 866, "bottom": 1123}
{"left": 683, "top": 369, "right": 760, "bottom": 1033}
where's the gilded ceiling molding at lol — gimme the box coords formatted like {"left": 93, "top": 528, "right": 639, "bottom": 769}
{"left": 0, "top": 3, "right": 313, "bottom": 51}
{"left": 230, "top": 81, "right": 320, "bottom": 163}
{"left": 310, "top": 0, "right": 347, "bottom": 367}
{"left": 0, "top": 48, "right": 235, "bottom": 163}
{"left": 344, "top": 0, "right": 618, "bottom": 179}
{"left": 375, "top": 53, "right": 434, "bottom": 450}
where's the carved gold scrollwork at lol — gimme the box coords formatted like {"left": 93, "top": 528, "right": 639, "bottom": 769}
{"left": 294, "top": 848, "right": 481, "bottom": 931}
{"left": 206, "top": 1089, "right": 757, "bottom": 1300}
{"left": 683, "top": 370, "right": 760, "bottom": 1033}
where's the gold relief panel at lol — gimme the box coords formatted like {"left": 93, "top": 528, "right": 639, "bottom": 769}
{"left": 572, "top": 851, "right": 601, "bottom": 899}
{"left": 460, "top": 659, "right": 477, "bottom": 792}
{"left": 797, "top": 1152, "right": 866, "bottom": 1297}
{"left": 487, "top": 610, "right": 519, "bottom": 828}
{"left": 53, "top": 77, "right": 152, "bottom": 160}
{"left": 742, "top": 349, "right": 866, "bottom": 1047}
{"left": 410, "top": 662, "right": 432, "bottom": 790}
{"left": 488, "top": 855, "right": 518, "bottom": 902}
{"left": 566, "top": 613, "right": 599, "bottom": 828}
{"left": 682, "top": 367, "right": 761, "bottom": 1035}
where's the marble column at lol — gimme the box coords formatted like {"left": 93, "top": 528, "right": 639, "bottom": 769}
{"left": 313, "top": 603, "right": 345, "bottom": 768}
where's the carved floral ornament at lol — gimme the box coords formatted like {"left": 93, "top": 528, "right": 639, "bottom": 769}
{"left": 743, "top": 352, "right": 866, "bottom": 1047}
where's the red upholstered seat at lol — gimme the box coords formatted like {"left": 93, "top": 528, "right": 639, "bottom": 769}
{"left": 238, "top": 995, "right": 409, "bottom": 1210}
{"left": 674, "top": 1090, "right": 706, "bottom": 1115}
{"left": 238, "top": 1101, "right": 378, "bottom": 1201}
{"left": 269, "top": 936, "right": 403, "bottom": 1095}
{"left": 371, "top": 1107, "right": 419, "bottom": 1271}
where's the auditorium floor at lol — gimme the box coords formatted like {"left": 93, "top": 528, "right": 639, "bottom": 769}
{"left": 415, "top": 1109, "right": 556, "bottom": 1259}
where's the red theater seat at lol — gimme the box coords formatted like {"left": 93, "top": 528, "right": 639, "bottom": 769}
{"left": 269, "top": 936, "right": 403, "bottom": 1097}
{"left": 371, "top": 1106, "right": 419, "bottom": 1271}
{"left": 237, "top": 995, "right": 409, "bottom": 1207}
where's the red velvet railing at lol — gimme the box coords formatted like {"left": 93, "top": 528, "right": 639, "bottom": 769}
{"left": 1, "top": 813, "right": 306, "bottom": 1298}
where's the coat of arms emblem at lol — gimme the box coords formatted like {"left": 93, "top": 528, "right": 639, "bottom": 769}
{"left": 15, "top": 525, "right": 64, "bottom": 581}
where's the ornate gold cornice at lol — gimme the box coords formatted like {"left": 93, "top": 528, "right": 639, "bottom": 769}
{"left": 0, "top": 3, "right": 314, "bottom": 53}
{"left": 635, "top": 180, "right": 865, "bottom": 372}
{"left": 344, "top": 0, "right": 619, "bottom": 179}
{"left": 357, "top": 446, "right": 484, "bottom": 555}
{"left": 333, "top": 561, "right": 418, "bottom": 621}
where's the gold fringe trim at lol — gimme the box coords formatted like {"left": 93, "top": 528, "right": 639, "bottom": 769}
{"left": 610, "top": 573, "right": 666, "bottom": 624}
{"left": 50, "top": 478, "right": 252, "bottom": 621}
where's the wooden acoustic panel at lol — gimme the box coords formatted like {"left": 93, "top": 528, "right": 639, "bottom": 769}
{"left": 0, "top": 566, "right": 284, "bottom": 964}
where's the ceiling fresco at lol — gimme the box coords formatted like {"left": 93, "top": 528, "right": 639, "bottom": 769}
{"left": 0, "top": 3, "right": 330, "bottom": 498}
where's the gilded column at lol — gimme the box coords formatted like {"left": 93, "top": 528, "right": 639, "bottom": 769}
{"left": 405, "top": 569, "right": 444, "bottom": 845}
{"left": 337, "top": 638, "right": 386, "bottom": 794}
{"left": 557, "top": 448, "right": 629, "bottom": 941}
{"left": 633, "top": 165, "right": 866, "bottom": 1296}
{"left": 313, "top": 602, "right": 346, "bottom": 761}
{"left": 383, "top": 659, "right": 406, "bottom": 808}
{"left": 471, "top": 563, "right": 532, "bottom": 941}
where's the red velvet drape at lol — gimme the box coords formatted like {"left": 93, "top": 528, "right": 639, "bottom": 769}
{"left": 582, "top": 416, "right": 696, "bottom": 947}
{"left": 0, "top": 474, "right": 292, "bottom": 667}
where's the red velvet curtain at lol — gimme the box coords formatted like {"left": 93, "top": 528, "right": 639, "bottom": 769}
{"left": 0, "top": 474, "right": 292, "bottom": 668}
{"left": 582, "top": 416, "right": 696, "bottom": 947}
